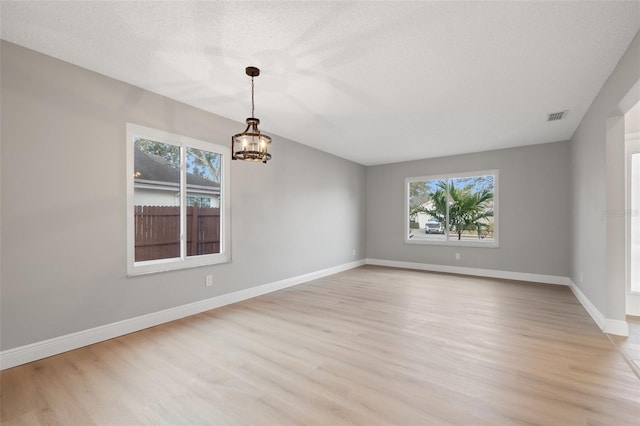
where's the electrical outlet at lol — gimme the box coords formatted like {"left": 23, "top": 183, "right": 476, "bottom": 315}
{"left": 455, "top": 253, "right": 461, "bottom": 260}
{"left": 205, "top": 275, "right": 213, "bottom": 287}
{"left": 352, "top": 249, "right": 356, "bottom": 256}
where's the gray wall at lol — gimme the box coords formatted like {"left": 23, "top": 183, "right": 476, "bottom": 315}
{"left": 0, "top": 41, "right": 366, "bottom": 350}
{"left": 366, "top": 142, "right": 572, "bottom": 277}
{"left": 570, "top": 30, "right": 640, "bottom": 321}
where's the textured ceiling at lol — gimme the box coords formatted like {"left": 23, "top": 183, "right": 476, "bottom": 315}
{"left": 2, "top": 1, "right": 640, "bottom": 165}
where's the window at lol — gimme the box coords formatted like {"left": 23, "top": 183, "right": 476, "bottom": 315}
{"left": 406, "top": 170, "right": 498, "bottom": 247}
{"left": 126, "top": 123, "right": 231, "bottom": 275}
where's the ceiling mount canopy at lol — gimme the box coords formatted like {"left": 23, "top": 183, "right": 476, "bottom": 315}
{"left": 232, "top": 66, "right": 272, "bottom": 164}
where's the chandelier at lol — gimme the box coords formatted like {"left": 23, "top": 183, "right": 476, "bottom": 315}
{"left": 231, "top": 66, "right": 272, "bottom": 163}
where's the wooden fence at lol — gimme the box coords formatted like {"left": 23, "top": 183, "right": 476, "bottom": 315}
{"left": 134, "top": 205, "right": 220, "bottom": 262}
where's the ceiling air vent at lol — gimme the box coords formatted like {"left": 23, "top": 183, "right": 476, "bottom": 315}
{"left": 547, "top": 110, "right": 568, "bottom": 122}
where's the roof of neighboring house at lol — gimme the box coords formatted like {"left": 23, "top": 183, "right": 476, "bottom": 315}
{"left": 134, "top": 147, "right": 220, "bottom": 189}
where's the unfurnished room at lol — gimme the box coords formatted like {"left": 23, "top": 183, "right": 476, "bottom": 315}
{"left": 1, "top": 1, "right": 640, "bottom": 425}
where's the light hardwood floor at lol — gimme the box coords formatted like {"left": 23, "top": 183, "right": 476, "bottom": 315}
{"left": 1, "top": 266, "right": 639, "bottom": 425}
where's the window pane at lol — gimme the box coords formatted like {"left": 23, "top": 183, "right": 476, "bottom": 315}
{"left": 447, "top": 175, "right": 495, "bottom": 242}
{"left": 186, "top": 147, "right": 222, "bottom": 257}
{"left": 133, "top": 139, "right": 181, "bottom": 261}
{"left": 409, "top": 179, "right": 447, "bottom": 242}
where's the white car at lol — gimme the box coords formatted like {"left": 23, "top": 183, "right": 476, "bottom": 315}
{"left": 425, "top": 219, "right": 445, "bottom": 234}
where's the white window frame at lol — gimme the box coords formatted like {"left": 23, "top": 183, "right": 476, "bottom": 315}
{"left": 405, "top": 169, "right": 499, "bottom": 248}
{"left": 126, "top": 123, "right": 231, "bottom": 275}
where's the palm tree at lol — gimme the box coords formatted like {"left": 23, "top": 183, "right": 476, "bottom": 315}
{"left": 425, "top": 180, "right": 493, "bottom": 240}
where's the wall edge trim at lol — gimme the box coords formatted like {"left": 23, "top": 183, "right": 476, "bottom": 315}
{"left": 4, "top": 258, "right": 628, "bottom": 370}
{"left": 365, "top": 258, "right": 571, "bottom": 285}
{"left": 365, "top": 258, "right": 629, "bottom": 336}
{"left": 604, "top": 319, "right": 630, "bottom": 336}
{"left": 0, "top": 259, "right": 366, "bottom": 370}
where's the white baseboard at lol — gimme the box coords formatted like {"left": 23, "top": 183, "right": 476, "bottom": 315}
{"left": 566, "top": 280, "right": 629, "bottom": 336}
{"left": 365, "top": 258, "right": 572, "bottom": 285}
{"left": 366, "top": 258, "right": 629, "bottom": 337}
{"left": 0, "top": 260, "right": 365, "bottom": 371}
{"left": 566, "top": 280, "right": 606, "bottom": 330}
{"left": 2, "top": 258, "right": 629, "bottom": 370}
{"left": 604, "top": 319, "right": 630, "bottom": 336}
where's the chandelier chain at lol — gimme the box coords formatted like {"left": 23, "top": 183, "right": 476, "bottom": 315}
{"left": 251, "top": 76, "right": 255, "bottom": 118}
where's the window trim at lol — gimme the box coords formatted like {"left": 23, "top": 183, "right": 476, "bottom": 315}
{"left": 126, "top": 123, "right": 231, "bottom": 275}
{"left": 405, "top": 169, "right": 499, "bottom": 248}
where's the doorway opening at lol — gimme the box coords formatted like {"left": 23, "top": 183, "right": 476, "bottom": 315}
{"left": 626, "top": 100, "right": 640, "bottom": 315}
